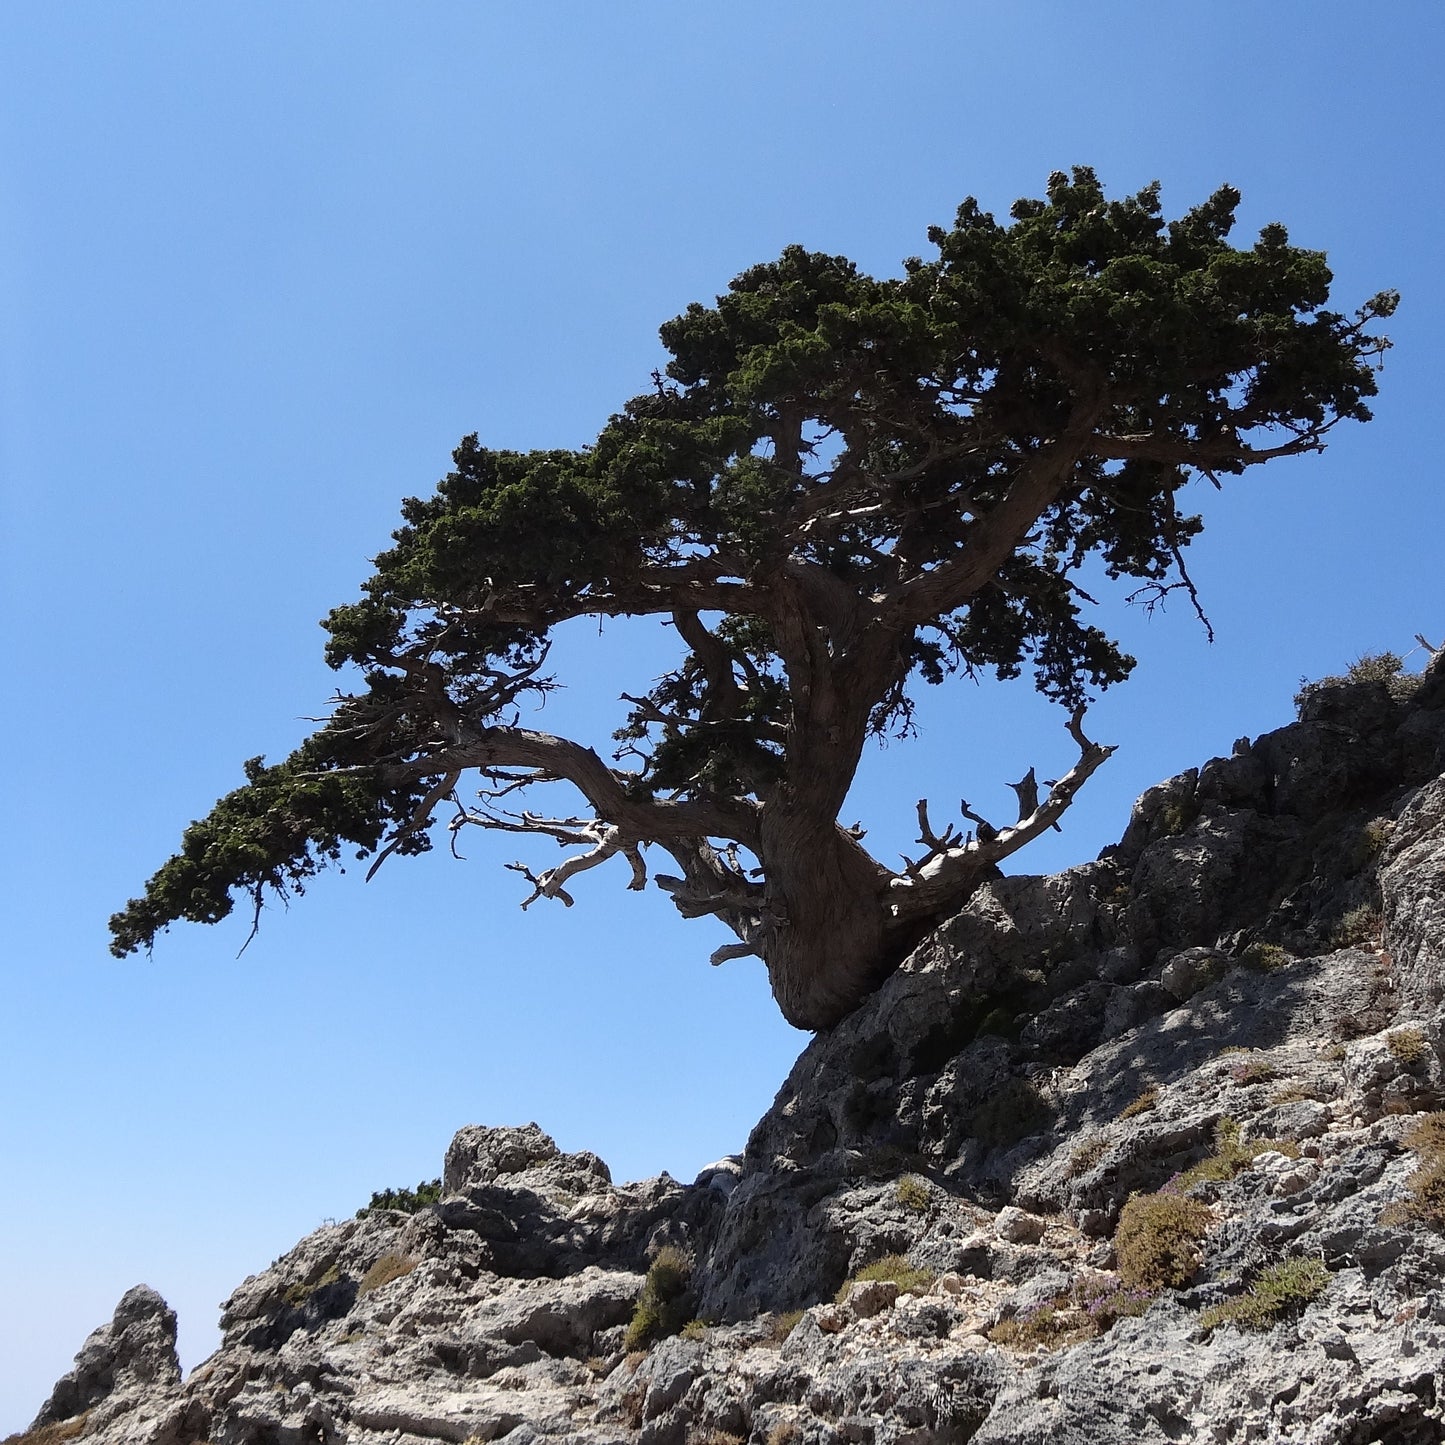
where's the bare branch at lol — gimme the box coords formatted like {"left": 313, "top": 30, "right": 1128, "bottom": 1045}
{"left": 364, "top": 770, "right": 462, "bottom": 882}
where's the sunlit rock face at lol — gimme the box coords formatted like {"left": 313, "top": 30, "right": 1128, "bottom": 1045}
{"left": 22, "top": 652, "right": 1445, "bottom": 1445}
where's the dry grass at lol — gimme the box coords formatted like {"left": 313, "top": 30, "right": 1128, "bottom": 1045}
{"left": 357, "top": 1253, "right": 418, "bottom": 1298}
{"left": 3, "top": 1416, "right": 90, "bottom": 1445}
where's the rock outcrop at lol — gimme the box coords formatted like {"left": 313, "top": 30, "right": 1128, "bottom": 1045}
{"left": 16, "top": 654, "right": 1445, "bottom": 1445}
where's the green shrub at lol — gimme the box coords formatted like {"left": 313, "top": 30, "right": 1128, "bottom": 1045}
{"left": 1332, "top": 905, "right": 1383, "bottom": 948}
{"left": 624, "top": 1246, "right": 691, "bottom": 1350}
{"left": 835, "top": 1253, "right": 933, "bottom": 1303}
{"left": 1383, "top": 1113, "right": 1445, "bottom": 1231}
{"left": 680, "top": 1318, "right": 709, "bottom": 1341}
{"left": 1068, "top": 1136, "right": 1107, "bottom": 1177}
{"left": 1239, "top": 942, "right": 1294, "bottom": 973}
{"left": 284, "top": 1261, "right": 341, "bottom": 1306}
{"left": 1199, "top": 1257, "right": 1329, "bottom": 1332}
{"left": 1114, "top": 1192, "right": 1213, "bottom": 1291}
{"left": 1160, "top": 799, "right": 1197, "bottom": 835}
{"left": 1119, "top": 1088, "right": 1159, "bottom": 1120}
{"left": 1387, "top": 1028, "right": 1430, "bottom": 1065}
{"left": 987, "top": 1279, "right": 1154, "bottom": 1351}
{"left": 357, "top": 1252, "right": 417, "bottom": 1297}
{"left": 1294, "top": 652, "right": 1420, "bottom": 713}
{"left": 356, "top": 1178, "right": 442, "bottom": 1218}
{"left": 968, "top": 1078, "right": 1054, "bottom": 1148}
{"left": 769, "top": 1308, "right": 805, "bottom": 1343}
{"left": 895, "top": 1174, "right": 932, "bottom": 1213}
{"left": 1177, "top": 1118, "right": 1297, "bottom": 1189}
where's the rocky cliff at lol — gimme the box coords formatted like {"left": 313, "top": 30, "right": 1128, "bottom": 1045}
{"left": 17, "top": 654, "right": 1445, "bottom": 1445}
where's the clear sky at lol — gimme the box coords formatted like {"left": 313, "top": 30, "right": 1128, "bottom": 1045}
{"left": 2, "top": 2, "right": 1442, "bottom": 1429}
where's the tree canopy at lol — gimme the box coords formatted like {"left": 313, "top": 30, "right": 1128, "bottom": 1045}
{"left": 110, "top": 168, "right": 1395, "bottom": 1030}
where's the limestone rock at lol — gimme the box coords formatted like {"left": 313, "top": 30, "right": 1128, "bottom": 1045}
{"left": 25, "top": 651, "right": 1445, "bottom": 1445}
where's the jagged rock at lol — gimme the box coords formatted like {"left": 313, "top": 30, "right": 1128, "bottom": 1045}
{"left": 1159, "top": 945, "right": 1228, "bottom": 1001}
{"left": 1383, "top": 774, "right": 1445, "bottom": 1012}
{"left": 26, "top": 652, "right": 1445, "bottom": 1444}
{"left": 30, "top": 1285, "right": 181, "bottom": 1430}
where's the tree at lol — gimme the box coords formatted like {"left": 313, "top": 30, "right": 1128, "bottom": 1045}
{"left": 109, "top": 169, "right": 1395, "bottom": 1030}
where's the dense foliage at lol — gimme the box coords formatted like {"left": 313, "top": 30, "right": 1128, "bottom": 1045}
{"left": 111, "top": 169, "right": 1395, "bottom": 1029}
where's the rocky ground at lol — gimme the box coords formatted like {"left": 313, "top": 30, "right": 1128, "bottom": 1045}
{"left": 16, "top": 654, "right": 1445, "bottom": 1445}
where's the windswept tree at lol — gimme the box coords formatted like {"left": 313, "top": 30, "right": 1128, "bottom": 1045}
{"left": 110, "top": 169, "right": 1395, "bottom": 1030}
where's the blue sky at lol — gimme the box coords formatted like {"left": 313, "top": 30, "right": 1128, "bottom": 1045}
{"left": 3, "top": 2, "right": 1442, "bottom": 1429}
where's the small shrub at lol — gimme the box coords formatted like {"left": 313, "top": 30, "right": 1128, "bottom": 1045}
{"left": 284, "top": 1261, "right": 341, "bottom": 1306}
{"left": 1177, "top": 1118, "right": 1297, "bottom": 1190}
{"left": 1386, "top": 1113, "right": 1445, "bottom": 1230}
{"left": 895, "top": 1174, "right": 932, "bottom": 1213}
{"left": 767, "top": 1425, "right": 804, "bottom": 1445}
{"left": 835, "top": 1253, "right": 933, "bottom": 1303}
{"left": 1160, "top": 799, "right": 1196, "bottom": 835}
{"left": 988, "top": 1299, "right": 1086, "bottom": 1350}
{"left": 357, "top": 1253, "right": 417, "bottom": 1297}
{"left": 1119, "top": 1088, "right": 1159, "bottom": 1120}
{"left": 1240, "top": 942, "right": 1294, "bottom": 973}
{"left": 769, "top": 1308, "right": 805, "bottom": 1344}
{"left": 1199, "top": 1257, "right": 1329, "bottom": 1332}
{"left": 1114, "top": 1192, "right": 1213, "bottom": 1291}
{"left": 680, "top": 1318, "right": 709, "bottom": 1341}
{"left": 1352, "top": 818, "right": 1393, "bottom": 869}
{"left": 356, "top": 1178, "right": 442, "bottom": 1218}
{"left": 1270, "top": 1085, "right": 1322, "bottom": 1105}
{"left": 1227, "top": 1056, "right": 1277, "bottom": 1086}
{"left": 988, "top": 1279, "right": 1154, "bottom": 1351}
{"left": 1387, "top": 1028, "right": 1430, "bottom": 1066}
{"left": 624, "top": 1246, "right": 691, "bottom": 1351}
{"left": 968, "top": 1078, "right": 1054, "bottom": 1148}
{"left": 1068, "top": 1136, "right": 1107, "bottom": 1177}
{"left": 1294, "top": 651, "right": 1420, "bottom": 714}
{"left": 1332, "top": 905, "right": 1383, "bottom": 948}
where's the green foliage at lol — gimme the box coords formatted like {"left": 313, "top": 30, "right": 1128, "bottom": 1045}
{"left": 1332, "top": 905, "right": 1384, "bottom": 948}
{"left": 895, "top": 1174, "right": 933, "bottom": 1213}
{"left": 357, "top": 1252, "right": 418, "bottom": 1298}
{"left": 1114, "top": 1192, "right": 1214, "bottom": 1291}
{"left": 284, "top": 1262, "right": 341, "bottom": 1307}
{"left": 968, "top": 1078, "right": 1054, "bottom": 1148}
{"left": 1295, "top": 651, "right": 1420, "bottom": 714}
{"left": 1383, "top": 1113, "right": 1445, "bottom": 1231}
{"left": 1159, "top": 799, "right": 1197, "bottom": 835}
{"left": 835, "top": 1253, "right": 934, "bottom": 1303}
{"left": 624, "top": 1246, "right": 692, "bottom": 1351}
{"left": 1387, "top": 1028, "right": 1429, "bottom": 1065}
{"left": 1118, "top": 1087, "right": 1159, "bottom": 1120}
{"left": 988, "top": 1279, "right": 1154, "bottom": 1350}
{"left": 110, "top": 168, "right": 1396, "bottom": 1031}
{"left": 769, "top": 1309, "right": 805, "bottom": 1344}
{"left": 1198, "top": 1257, "right": 1329, "bottom": 1332}
{"left": 1176, "top": 1117, "right": 1298, "bottom": 1190}
{"left": 679, "top": 1318, "right": 709, "bottom": 1341}
{"left": 1240, "top": 942, "right": 1294, "bottom": 973}
{"left": 356, "top": 1179, "right": 443, "bottom": 1218}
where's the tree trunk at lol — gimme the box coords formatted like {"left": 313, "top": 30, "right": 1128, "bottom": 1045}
{"left": 754, "top": 803, "right": 896, "bottom": 1030}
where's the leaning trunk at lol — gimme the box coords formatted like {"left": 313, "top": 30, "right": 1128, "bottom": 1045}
{"left": 755, "top": 805, "right": 895, "bottom": 1031}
